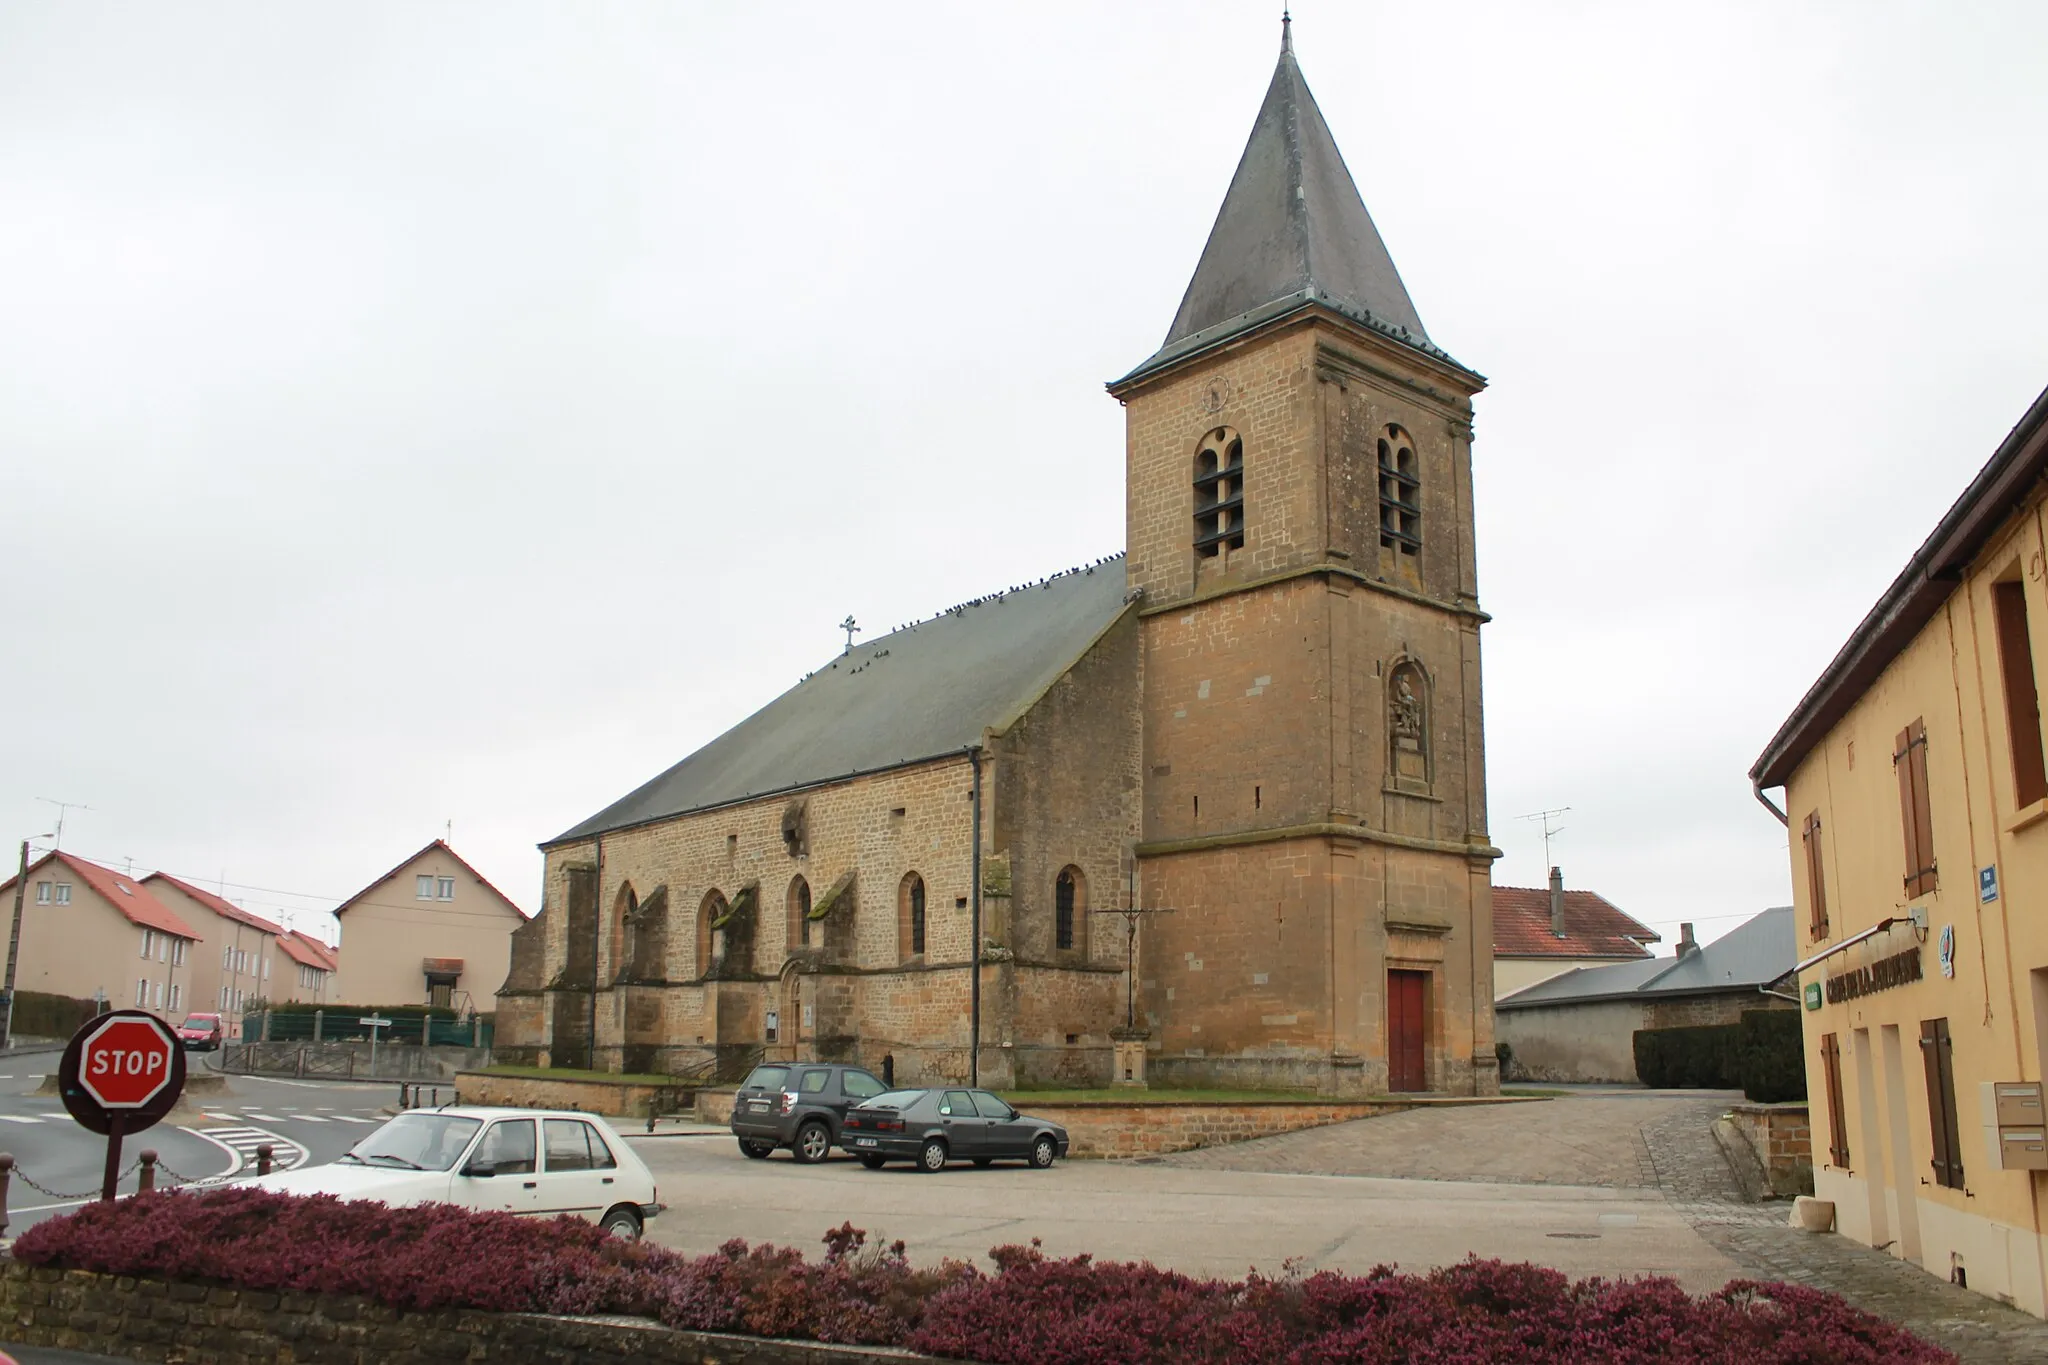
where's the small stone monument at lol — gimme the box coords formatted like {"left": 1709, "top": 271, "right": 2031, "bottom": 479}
{"left": 1111, "top": 1028, "right": 1149, "bottom": 1088}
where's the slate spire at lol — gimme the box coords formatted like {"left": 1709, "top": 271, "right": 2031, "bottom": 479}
{"left": 1131, "top": 21, "right": 1444, "bottom": 379}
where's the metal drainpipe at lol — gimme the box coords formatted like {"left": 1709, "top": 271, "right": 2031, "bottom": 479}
{"left": 970, "top": 747, "right": 983, "bottom": 1088}
{"left": 590, "top": 835, "right": 604, "bottom": 1070}
{"left": 1752, "top": 781, "right": 1789, "bottom": 826}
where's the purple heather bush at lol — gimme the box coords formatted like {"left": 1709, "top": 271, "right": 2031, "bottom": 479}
{"left": 12, "top": 1190, "right": 1953, "bottom": 1363}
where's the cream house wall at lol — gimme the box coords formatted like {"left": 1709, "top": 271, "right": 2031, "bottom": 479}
{"left": 1786, "top": 481, "right": 2048, "bottom": 1317}
{"left": 12, "top": 878, "right": 193, "bottom": 1016}
{"left": 335, "top": 846, "right": 524, "bottom": 1008}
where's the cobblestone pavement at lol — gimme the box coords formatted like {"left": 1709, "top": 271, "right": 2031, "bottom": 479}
{"left": 1155, "top": 1092, "right": 1713, "bottom": 1186}
{"left": 1159, "top": 1091, "right": 2048, "bottom": 1363}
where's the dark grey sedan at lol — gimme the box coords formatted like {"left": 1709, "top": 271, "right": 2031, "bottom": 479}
{"left": 837, "top": 1088, "right": 1069, "bottom": 1172}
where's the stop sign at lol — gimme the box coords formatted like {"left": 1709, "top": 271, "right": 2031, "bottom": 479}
{"left": 75, "top": 1013, "right": 179, "bottom": 1108}
{"left": 78, "top": 1014, "right": 178, "bottom": 1108}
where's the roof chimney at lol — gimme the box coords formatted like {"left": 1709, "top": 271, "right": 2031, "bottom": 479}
{"left": 1678, "top": 923, "right": 1699, "bottom": 958}
{"left": 1548, "top": 866, "right": 1565, "bottom": 937}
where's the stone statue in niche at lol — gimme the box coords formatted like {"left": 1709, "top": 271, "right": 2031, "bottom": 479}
{"left": 1388, "top": 662, "right": 1430, "bottom": 789}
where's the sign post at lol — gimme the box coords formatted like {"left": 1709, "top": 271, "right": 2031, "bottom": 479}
{"left": 360, "top": 1015, "right": 392, "bottom": 1077}
{"left": 58, "top": 1011, "right": 185, "bottom": 1201}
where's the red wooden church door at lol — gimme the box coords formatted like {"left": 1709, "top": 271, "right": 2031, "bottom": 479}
{"left": 1387, "top": 970, "right": 1428, "bottom": 1092}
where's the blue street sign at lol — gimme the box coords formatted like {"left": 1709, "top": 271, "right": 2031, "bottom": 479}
{"left": 1981, "top": 865, "right": 1999, "bottom": 904}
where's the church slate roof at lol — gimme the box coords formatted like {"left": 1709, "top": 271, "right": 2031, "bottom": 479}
{"left": 1116, "top": 25, "right": 1471, "bottom": 387}
{"left": 549, "top": 558, "right": 1133, "bottom": 845}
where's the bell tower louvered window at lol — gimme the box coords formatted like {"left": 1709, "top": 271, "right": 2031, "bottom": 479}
{"left": 1378, "top": 424, "right": 1419, "bottom": 555}
{"left": 1194, "top": 427, "right": 1244, "bottom": 557}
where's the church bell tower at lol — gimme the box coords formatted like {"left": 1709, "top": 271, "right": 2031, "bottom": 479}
{"left": 1113, "top": 20, "right": 1498, "bottom": 1096}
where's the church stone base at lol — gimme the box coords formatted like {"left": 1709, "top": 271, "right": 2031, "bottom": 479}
{"left": 1149, "top": 1052, "right": 1500, "bottom": 1098}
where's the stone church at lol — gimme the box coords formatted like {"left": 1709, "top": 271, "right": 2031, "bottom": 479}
{"left": 498, "top": 24, "right": 1499, "bottom": 1096}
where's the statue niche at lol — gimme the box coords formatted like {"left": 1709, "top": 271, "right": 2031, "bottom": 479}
{"left": 1387, "top": 660, "right": 1431, "bottom": 795}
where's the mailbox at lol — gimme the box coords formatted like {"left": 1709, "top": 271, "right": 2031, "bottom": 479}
{"left": 1995, "top": 1082, "right": 2044, "bottom": 1125}
{"left": 1980, "top": 1082, "right": 2048, "bottom": 1171}
{"left": 2003, "top": 1129, "right": 2048, "bottom": 1171}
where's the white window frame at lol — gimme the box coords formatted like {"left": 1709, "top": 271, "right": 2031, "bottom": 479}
{"left": 172, "top": 939, "right": 186, "bottom": 967}
{"left": 168, "top": 984, "right": 181, "bottom": 1014}
{"left": 140, "top": 930, "right": 155, "bottom": 960}
{"left": 135, "top": 978, "right": 148, "bottom": 1008}
{"left": 436, "top": 876, "right": 455, "bottom": 901}
{"left": 53, "top": 884, "right": 70, "bottom": 906}
{"left": 416, "top": 874, "right": 435, "bottom": 900}
{"left": 34, "top": 882, "right": 49, "bottom": 905}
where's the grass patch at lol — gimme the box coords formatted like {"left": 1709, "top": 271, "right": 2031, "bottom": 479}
{"left": 1501, "top": 1087, "right": 1567, "bottom": 1098}
{"left": 474, "top": 1064, "right": 692, "bottom": 1087}
{"left": 998, "top": 1087, "right": 1322, "bottom": 1104}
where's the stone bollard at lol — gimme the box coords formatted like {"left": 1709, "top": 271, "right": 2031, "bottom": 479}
{"left": 0, "top": 1152, "right": 13, "bottom": 1237}
{"left": 313, "top": 1009, "right": 324, "bottom": 1043}
{"left": 255, "top": 1143, "right": 274, "bottom": 1177}
{"left": 138, "top": 1150, "right": 157, "bottom": 1194}
{"left": 1790, "top": 1196, "right": 1835, "bottom": 1232}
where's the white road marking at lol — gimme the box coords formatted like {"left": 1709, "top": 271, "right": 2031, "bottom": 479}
{"left": 203, "top": 1112, "right": 241, "bottom": 1121}
{"left": 293, "top": 1115, "right": 328, "bottom": 1122}
{"left": 245, "top": 1113, "right": 283, "bottom": 1121}
{"left": 333, "top": 1115, "right": 374, "bottom": 1124}
{"left": 202, "top": 1125, "right": 309, "bottom": 1171}
{"left": 0, "top": 1115, "right": 40, "bottom": 1124}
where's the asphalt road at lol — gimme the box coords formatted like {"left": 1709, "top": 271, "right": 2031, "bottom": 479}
{"left": 0, "top": 1053, "right": 398, "bottom": 1235}
{"left": 621, "top": 1130, "right": 1747, "bottom": 1291}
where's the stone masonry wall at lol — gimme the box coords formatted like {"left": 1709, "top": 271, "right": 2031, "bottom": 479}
{"left": 1730, "top": 1101, "right": 1815, "bottom": 1199}
{"left": 0, "top": 1261, "right": 936, "bottom": 1364}
{"left": 453, "top": 1070, "right": 699, "bottom": 1120}
{"left": 1026, "top": 1099, "right": 1409, "bottom": 1157}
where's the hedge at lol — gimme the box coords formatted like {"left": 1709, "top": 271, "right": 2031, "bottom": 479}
{"left": 1633, "top": 1009, "right": 1809, "bottom": 1101}
{"left": 10, "top": 1190, "right": 1950, "bottom": 1363}
{"left": 1634, "top": 1023, "right": 1741, "bottom": 1089}
{"left": 1739, "top": 1009, "right": 1808, "bottom": 1104}
{"left": 2, "top": 990, "right": 102, "bottom": 1040}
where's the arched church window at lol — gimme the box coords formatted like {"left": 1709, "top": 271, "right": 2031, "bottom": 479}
{"left": 697, "top": 890, "right": 727, "bottom": 978}
{"left": 788, "top": 875, "right": 812, "bottom": 950}
{"left": 1194, "top": 427, "right": 1245, "bottom": 558}
{"left": 1378, "top": 424, "right": 1420, "bottom": 555}
{"left": 900, "top": 873, "right": 926, "bottom": 959}
{"left": 1055, "top": 867, "right": 1084, "bottom": 952}
{"left": 610, "top": 884, "right": 637, "bottom": 981}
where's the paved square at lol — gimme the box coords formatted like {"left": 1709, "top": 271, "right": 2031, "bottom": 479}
{"left": 631, "top": 1091, "right": 2048, "bottom": 1363}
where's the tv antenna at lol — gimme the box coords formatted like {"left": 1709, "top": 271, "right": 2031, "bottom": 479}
{"left": 35, "top": 798, "right": 92, "bottom": 851}
{"left": 1518, "top": 807, "right": 1571, "bottom": 867}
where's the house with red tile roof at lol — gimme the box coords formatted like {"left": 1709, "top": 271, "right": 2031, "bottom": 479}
{"left": 276, "top": 930, "right": 337, "bottom": 1003}
{"left": 1492, "top": 867, "right": 1658, "bottom": 1000}
{"left": 142, "top": 873, "right": 288, "bottom": 1029}
{"left": 0, "top": 851, "right": 202, "bottom": 1020}
{"left": 332, "top": 840, "right": 527, "bottom": 1009}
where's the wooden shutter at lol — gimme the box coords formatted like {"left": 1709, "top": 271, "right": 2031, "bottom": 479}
{"left": 1995, "top": 581, "right": 2048, "bottom": 806}
{"left": 1802, "top": 812, "right": 1829, "bottom": 939}
{"left": 1820, "top": 1033, "right": 1850, "bottom": 1168}
{"left": 1919, "top": 1017, "right": 1964, "bottom": 1189}
{"left": 1895, "top": 722, "right": 1938, "bottom": 897}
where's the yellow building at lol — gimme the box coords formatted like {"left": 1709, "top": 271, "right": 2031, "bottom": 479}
{"left": 1752, "top": 382, "right": 2048, "bottom": 1312}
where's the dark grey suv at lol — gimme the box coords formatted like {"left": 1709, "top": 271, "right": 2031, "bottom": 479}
{"left": 729, "top": 1061, "right": 887, "bottom": 1163}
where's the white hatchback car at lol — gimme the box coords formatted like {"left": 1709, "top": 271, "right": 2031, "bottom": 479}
{"left": 246, "top": 1106, "right": 662, "bottom": 1240}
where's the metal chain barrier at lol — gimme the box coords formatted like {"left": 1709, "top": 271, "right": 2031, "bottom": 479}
{"left": 149, "top": 1157, "right": 237, "bottom": 1189}
{"left": 11, "top": 1159, "right": 141, "bottom": 1202}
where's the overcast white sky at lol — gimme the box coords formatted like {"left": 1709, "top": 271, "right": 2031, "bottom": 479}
{"left": 5, "top": 3, "right": 2046, "bottom": 957}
